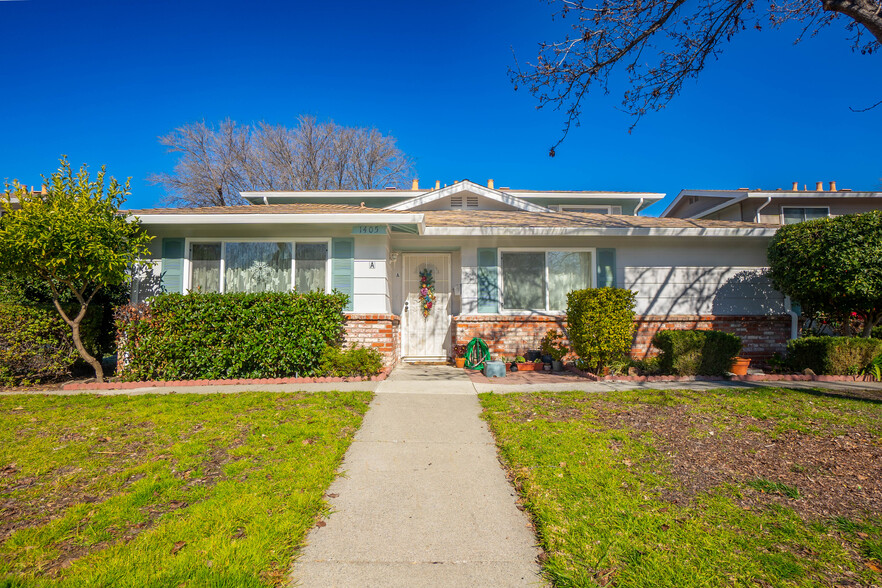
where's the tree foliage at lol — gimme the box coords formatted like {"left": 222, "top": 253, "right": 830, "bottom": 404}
{"left": 149, "top": 116, "right": 415, "bottom": 207}
{"left": 767, "top": 211, "right": 882, "bottom": 337}
{"left": 513, "top": 0, "right": 882, "bottom": 153}
{"left": 0, "top": 158, "right": 153, "bottom": 381}
{"left": 566, "top": 287, "right": 636, "bottom": 372}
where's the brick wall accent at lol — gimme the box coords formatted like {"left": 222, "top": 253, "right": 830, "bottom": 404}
{"left": 452, "top": 314, "right": 790, "bottom": 360}
{"left": 343, "top": 313, "right": 401, "bottom": 367}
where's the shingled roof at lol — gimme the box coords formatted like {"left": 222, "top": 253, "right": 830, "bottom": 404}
{"left": 126, "top": 203, "right": 413, "bottom": 215}
{"left": 420, "top": 210, "right": 775, "bottom": 230}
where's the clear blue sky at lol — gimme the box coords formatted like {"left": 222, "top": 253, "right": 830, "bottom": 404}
{"left": 1, "top": 0, "right": 879, "bottom": 214}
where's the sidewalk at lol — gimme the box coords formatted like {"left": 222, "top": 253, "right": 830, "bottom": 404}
{"left": 289, "top": 365, "right": 546, "bottom": 587}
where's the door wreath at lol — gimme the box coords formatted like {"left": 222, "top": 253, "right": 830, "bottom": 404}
{"left": 419, "top": 267, "right": 436, "bottom": 317}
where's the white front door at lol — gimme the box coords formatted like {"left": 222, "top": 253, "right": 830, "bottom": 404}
{"left": 402, "top": 253, "right": 451, "bottom": 361}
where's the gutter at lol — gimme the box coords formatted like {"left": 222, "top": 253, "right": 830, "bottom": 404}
{"left": 130, "top": 212, "right": 427, "bottom": 233}
{"left": 633, "top": 197, "right": 645, "bottom": 216}
{"left": 421, "top": 226, "right": 778, "bottom": 238}
{"left": 754, "top": 196, "right": 772, "bottom": 223}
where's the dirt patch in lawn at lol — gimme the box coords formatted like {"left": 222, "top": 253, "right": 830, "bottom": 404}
{"left": 590, "top": 400, "right": 882, "bottom": 520}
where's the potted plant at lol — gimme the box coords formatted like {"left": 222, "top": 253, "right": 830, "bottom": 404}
{"left": 730, "top": 356, "right": 751, "bottom": 376}
{"left": 510, "top": 356, "right": 526, "bottom": 372}
{"left": 540, "top": 329, "right": 569, "bottom": 372}
{"left": 453, "top": 344, "right": 468, "bottom": 368}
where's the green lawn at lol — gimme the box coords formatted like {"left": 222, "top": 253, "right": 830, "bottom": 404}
{"left": 480, "top": 388, "right": 882, "bottom": 587}
{"left": 0, "top": 391, "right": 372, "bottom": 587}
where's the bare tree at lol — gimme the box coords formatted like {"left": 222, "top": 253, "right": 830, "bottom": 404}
{"left": 513, "top": 0, "right": 882, "bottom": 155}
{"left": 150, "top": 117, "right": 414, "bottom": 207}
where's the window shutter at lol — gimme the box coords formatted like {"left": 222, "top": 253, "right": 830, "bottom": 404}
{"left": 596, "top": 248, "right": 617, "bottom": 288}
{"left": 477, "top": 248, "right": 499, "bottom": 313}
{"left": 161, "top": 238, "right": 185, "bottom": 294}
{"left": 332, "top": 238, "right": 355, "bottom": 311}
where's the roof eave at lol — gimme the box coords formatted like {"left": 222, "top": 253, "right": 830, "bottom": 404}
{"left": 422, "top": 226, "right": 777, "bottom": 237}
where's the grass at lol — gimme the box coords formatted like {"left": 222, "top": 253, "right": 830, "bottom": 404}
{"left": 480, "top": 387, "right": 882, "bottom": 587}
{"left": 0, "top": 391, "right": 372, "bottom": 587}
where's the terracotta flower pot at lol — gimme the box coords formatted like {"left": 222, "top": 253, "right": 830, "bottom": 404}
{"left": 517, "top": 362, "right": 542, "bottom": 371}
{"left": 455, "top": 357, "right": 466, "bottom": 368}
{"left": 730, "top": 357, "right": 751, "bottom": 376}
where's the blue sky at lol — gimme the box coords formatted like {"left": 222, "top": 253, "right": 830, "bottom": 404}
{"left": 1, "top": 0, "right": 879, "bottom": 214}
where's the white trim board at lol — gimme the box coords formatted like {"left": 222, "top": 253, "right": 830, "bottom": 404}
{"left": 384, "top": 180, "right": 552, "bottom": 213}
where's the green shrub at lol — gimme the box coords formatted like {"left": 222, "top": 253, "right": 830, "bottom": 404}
{"left": 786, "top": 336, "right": 882, "bottom": 375}
{"left": 0, "top": 303, "right": 76, "bottom": 386}
{"left": 566, "top": 288, "right": 636, "bottom": 373}
{"left": 319, "top": 345, "right": 383, "bottom": 377}
{"left": 116, "top": 291, "right": 348, "bottom": 381}
{"left": 873, "top": 325, "right": 882, "bottom": 340}
{"left": 651, "top": 330, "right": 743, "bottom": 376}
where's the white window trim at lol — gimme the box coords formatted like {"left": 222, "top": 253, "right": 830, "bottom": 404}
{"left": 496, "top": 247, "right": 597, "bottom": 315}
{"left": 183, "top": 237, "right": 331, "bottom": 294}
{"left": 779, "top": 206, "right": 831, "bottom": 224}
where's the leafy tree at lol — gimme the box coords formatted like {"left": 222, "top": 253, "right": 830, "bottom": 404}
{"left": 0, "top": 158, "right": 153, "bottom": 382}
{"left": 149, "top": 116, "right": 415, "bottom": 207}
{"left": 512, "top": 0, "right": 881, "bottom": 153}
{"left": 767, "top": 211, "right": 882, "bottom": 337}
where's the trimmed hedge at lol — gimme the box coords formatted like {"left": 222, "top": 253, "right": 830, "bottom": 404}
{"left": 116, "top": 291, "right": 348, "bottom": 381}
{"left": 566, "top": 288, "right": 636, "bottom": 373}
{"left": 786, "top": 336, "right": 882, "bottom": 375}
{"left": 652, "top": 329, "right": 743, "bottom": 376}
{"left": 873, "top": 325, "right": 882, "bottom": 340}
{"left": 0, "top": 302, "right": 102, "bottom": 386}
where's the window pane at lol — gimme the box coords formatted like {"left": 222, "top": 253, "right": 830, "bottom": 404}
{"left": 190, "top": 243, "right": 221, "bottom": 293}
{"left": 782, "top": 208, "right": 804, "bottom": 225}
{"left": 548, "top": 251, "right": 591, "bottom": 311}
{"left": 295, "top": 243, "right": 328, "bottom": 293}
{"left": 502, "top": 252, "right": 546, "bottom": 310}
{"left": 224, "top": 242, "right": 292, "bottom": 293}
{"left": 803, "top": 208, "right": 828, "bottom": 220}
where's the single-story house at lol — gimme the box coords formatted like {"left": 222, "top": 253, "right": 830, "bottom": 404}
{"left": 128, "top": 179, "right": 792, "bottom": 365}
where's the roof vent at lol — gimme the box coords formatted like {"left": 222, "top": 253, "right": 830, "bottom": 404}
{"left": 487, "top": 179, "right": 494, "bottom": 189}
{"left": 792, "top": 182, "right": 799, "bottom": 191}
{"left": 411, "top": 178, "right": 419, "bottom": 190}
{"left": 815, "top": 181, "right": 824, "bottom": 191}
{"left": 829, "top": 181, "right": 837, "bottom": 192}
{"left": 435, "top": 180, "right": 441, "bottom": 190}
{"left": 451, "top": 195, "right": 463, "bottom": 208}
{"left": 467, "top": 195, "right": 479, "bottom": 208}
{"left": 385, "top": 186, "right": 397, "bottom": 190}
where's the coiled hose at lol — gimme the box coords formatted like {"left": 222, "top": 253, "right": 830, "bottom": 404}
{"left": 464, "top": 337, "right": 491, "bottom": 370}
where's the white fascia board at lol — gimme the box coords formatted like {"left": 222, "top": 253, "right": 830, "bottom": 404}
{"left": 131, "top": 212, "right": 425, "bottom": 230}
{"left": 744, "top": 191, "right": 882, "bottom": 199}
{"left": 511, "top": 191, "right": 665, "bottom": 200}
{"left": 385, "top": 180, "right": 552, "bottom": 213}
{"left": 240, "top": 190, "right": 420, "bottom": 202}
{"left": 422, "top": 226, "right": 777, "bottom": 238}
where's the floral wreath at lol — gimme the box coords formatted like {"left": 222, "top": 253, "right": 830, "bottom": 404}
{"left": 419, "top": 267, "right": 436, "bottom": 318}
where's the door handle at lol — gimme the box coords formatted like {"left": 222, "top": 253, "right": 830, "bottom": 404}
{"left": 404, "top": 300, "right": 409, "bottom": 313}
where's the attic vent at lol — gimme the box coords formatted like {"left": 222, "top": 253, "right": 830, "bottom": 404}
{"left": 451, "top": 195, "right": 463, "bottom": 208}
{"left": 466, "top": 195, "right": 479, "bottom": 208}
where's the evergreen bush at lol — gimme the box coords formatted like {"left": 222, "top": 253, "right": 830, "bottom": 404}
{"left": 566, "top": 288, "right": 636, "bottom": 373}
{"left": 319, "top": 345, "right": 383, "bottom": 377}
{"left": 116, "top": 291, "right": 348, "bottom": 381}
{"left": 651, "top": 329, "right": 742, "bottom": 376}
{"left": 786, "top": 336, "right": 882, "bottom": 375}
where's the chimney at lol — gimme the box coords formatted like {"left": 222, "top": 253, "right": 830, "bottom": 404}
{"left": 792, "top": 182, "right": 799, "bottom": 191}
{"left": 815, "top": 181, "right": 824, "bottom": 191}
{"left": 435, "top": 180, "right": 440, "bottom": 190}
{"left": 411, "top": 178, "right": 419, "bottom": 190}
{"left": 829, "top": 180, "right": 837, "bottom": 192}
{"left": 487, "top": 179, "right": 494, "bottom": 189}
{"left": 41, "top": 186, "right": 48, "bottom": 195}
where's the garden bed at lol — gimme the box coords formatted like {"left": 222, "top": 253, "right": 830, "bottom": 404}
{"left": 565, "top": 364, "right": 879, "bottom": 383}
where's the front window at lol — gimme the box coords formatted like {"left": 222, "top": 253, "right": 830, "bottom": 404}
{"left": 501, "top": 250, "right": 593, "bottom": 312}
{"left": 782, "top": 207, "right": 829, "bottom": 225}
{"left": 187, "top": 240, "right": 328, "bottom": 294}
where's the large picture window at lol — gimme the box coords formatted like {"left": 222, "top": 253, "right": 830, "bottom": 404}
{"left": 186, "top": 240, "right": 329, "bottom": 294}
{"left": 501, "top": 250, "right": 593, "bottom": 312}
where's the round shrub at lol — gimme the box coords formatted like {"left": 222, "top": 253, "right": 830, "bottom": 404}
{"left": 566, "top": 288, "right": 636, "bottom": 373}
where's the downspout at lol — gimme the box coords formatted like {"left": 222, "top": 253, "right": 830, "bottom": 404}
{"left": 754, "top": 196, "right": 772, "bottom": 223}
{"left": 784, "top": 296, "right": 799, "bottom": 340}
{"left": 263, "top": 195, "right": 269, "bottom": 205}
{"left": 633, "top": 197, "right": 645, "bottom": 216}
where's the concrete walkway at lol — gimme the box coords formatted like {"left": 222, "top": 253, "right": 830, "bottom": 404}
{"left": 290, "top": 365, "right": 546, "bottom": 587}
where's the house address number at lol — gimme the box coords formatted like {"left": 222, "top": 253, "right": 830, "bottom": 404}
{"left": 352, "top": 225, "right": 387, "bottom": 235}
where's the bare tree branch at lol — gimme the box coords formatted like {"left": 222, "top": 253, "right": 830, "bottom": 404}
{"left": 513, "top": 0, "right": 881, "bottom": 153}
{"left": 149, "top": 118, "right": 415, "bottom": 207}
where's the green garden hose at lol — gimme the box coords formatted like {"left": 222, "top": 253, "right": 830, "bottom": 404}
{"left": 464, "top": 337, "right": 491, "bottom": 370}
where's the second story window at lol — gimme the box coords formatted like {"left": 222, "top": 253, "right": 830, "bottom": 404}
{"left": 781, "top": 207, "right": 829, "bottom": 225}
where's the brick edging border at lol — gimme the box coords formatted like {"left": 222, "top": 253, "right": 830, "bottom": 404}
{"left": 565, "top": 365, "right": 875, "bottom": 383}
{"left": 62, "top": 367, "right": 393, "bottom": 391}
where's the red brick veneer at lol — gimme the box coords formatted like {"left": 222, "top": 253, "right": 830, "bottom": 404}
{"left": 343, "top": 313, "right": 400, "bottom": 366}
{"left": 452, "top": 314, "right": 790, "bottom": 360}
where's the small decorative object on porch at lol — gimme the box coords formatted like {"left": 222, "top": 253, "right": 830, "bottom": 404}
{"left": 418, "top": 267, "right": 436, "bottom": 318}
{"left": 453, "top": 344, "right": 468, "bottom": 368}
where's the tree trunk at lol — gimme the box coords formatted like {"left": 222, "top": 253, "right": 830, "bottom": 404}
{"left": 71, "top": 317, "right": 104, "bottom": 382}
{"left": 823, "top": 0, "right": 882, "bottom": 45}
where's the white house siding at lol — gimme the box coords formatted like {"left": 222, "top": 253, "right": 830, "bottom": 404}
{"left": 353, "top": 235, "right": 391, "bottom": 313}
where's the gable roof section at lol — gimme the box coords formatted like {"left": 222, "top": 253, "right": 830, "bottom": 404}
{"left": 383, "top": 179, "right": 551, "bottom": 212}
{"left": 658, "top": 189, "right": 745, "bottom": 218}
